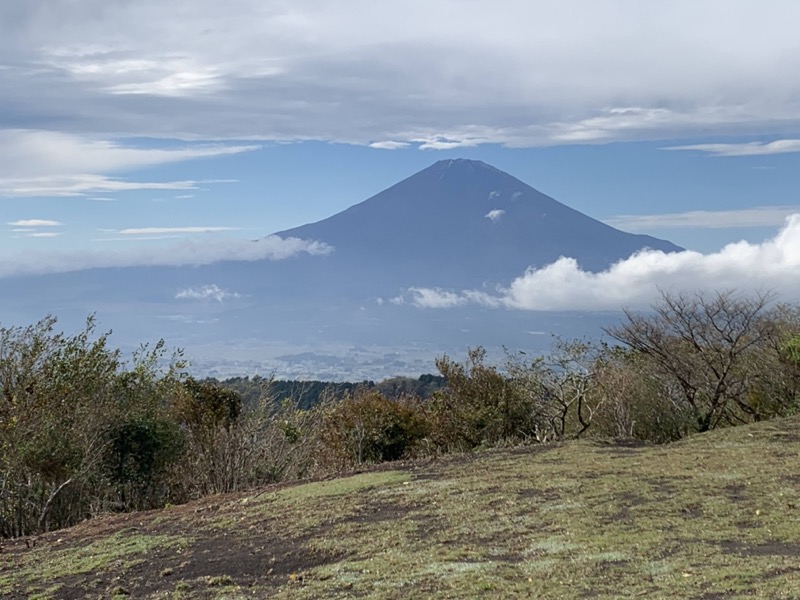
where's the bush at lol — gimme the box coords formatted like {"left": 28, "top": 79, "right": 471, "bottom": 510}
{"left": 103, "top": 416, "right": 185, "bottom": 511}
{"left": 319, "top": 388, "right": 431, "bottom": 468}
{"left": 590, "top": 347, "right": 693, "bottom": 443}
{"left": 169, "top": 387, "right": 326, "bottom": 498}
{"left": 430, "top": 347, "right": 533, "bottom": 450}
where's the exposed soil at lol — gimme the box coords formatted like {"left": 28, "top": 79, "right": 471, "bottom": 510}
{"left": 719, "top": 540, "right": 800, "bottom": 557}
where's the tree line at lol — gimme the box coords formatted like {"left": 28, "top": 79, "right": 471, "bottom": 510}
{"left": 214, "top": 374, "right": 446, "bottom": 410}
{"left": 1, "top": 289, "right": 799, "bottom": 538}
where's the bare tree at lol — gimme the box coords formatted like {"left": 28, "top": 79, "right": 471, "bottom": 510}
{"left": 605, "top": 289, "right": 778, "bottom": 432}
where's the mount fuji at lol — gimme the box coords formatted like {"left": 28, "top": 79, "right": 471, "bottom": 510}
{"left": 0, "top": 159, "right": 682, "bottom": 378}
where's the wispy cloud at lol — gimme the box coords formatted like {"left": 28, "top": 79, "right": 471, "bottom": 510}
{"left": 7, "top": 219, "right": 62, "bottom": 227}
{"left": 0, "top": 235, "right": 332, "bottom": 278}
{"left": 27, "top": 232, "right": 62, "bottom": 238}
{"left": 606, "top": 206, "right": 800, "bottom": 230}
{"left": 176, "top": 284, "right": 241, "bottom": 302}
{"left": 118, "top": 226, "right": 240, "bottom": 235}
{"left": 404, "top": 214, "right": 800, "bottom": 311}
{"left": 0, "top": 175, "right": 227, "bottom": 198}
{"left": 94, "top": 235, "right": 185, "bottom": 242}
{"left": 0, "top": 130, "right": 258, "bottom": 177}
{"left": 415, "top": 137, "right": 486, "bottom": 150}
{"left": 108, "top": 70, "right": 224, "bottom": 97}
{"left": 664, "top": 139, "right": 800, "bottom": 157}
{"left": 0, "top": 130, "right": 256, "bottom": 198}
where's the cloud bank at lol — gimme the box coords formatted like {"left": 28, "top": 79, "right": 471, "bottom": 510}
{"left": 2, "top": 2, "right": 800, "bottom": 146}
{"left": 0, "top": 235, "right": 332, "bottom": 278}
{"left": 406, "top": 214, "right": 800, "bottom": 311}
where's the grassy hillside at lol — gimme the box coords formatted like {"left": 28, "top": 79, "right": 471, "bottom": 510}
{"left": 3, "top": 417, "right": 800, "bottom": 599}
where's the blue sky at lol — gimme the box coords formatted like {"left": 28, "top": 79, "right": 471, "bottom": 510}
{"left": 1, "top": 0, "right": 800, "bottom": 279}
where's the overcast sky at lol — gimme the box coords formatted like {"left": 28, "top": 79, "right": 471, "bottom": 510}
{"left": 2, "top": 1, "right": 800, "bottom": 298}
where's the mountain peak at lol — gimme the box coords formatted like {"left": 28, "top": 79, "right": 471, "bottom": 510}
{"left": 429, "top": 158, "right": 502, "bottom": 175}
{"left": 433, "top": 158, "right": 489, "bottom": 168}
{"left": 276, "top": 159, "right": 683, "bottom": 287}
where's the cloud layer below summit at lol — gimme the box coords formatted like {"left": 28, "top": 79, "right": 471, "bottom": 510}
{"left": 404, "top": 214, "right": 800, "bottom": 311}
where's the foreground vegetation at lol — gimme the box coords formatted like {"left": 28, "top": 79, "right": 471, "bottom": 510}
{"left": 1, "top": 289, "right": 799, "bottom": 540}
{"left": 3, "top": 415, "right": 800, "bottom": 598}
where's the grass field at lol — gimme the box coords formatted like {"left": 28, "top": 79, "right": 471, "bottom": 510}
{"left": 2, "top": 416, "right": 800, "bottom": 599}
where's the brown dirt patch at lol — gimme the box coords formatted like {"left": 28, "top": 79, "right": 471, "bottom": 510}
{"left": 606, "top": 491, "right": 646, "bottom": 523}
{"left": 720, "top": 540, "right": 800, "bottom": 557}
{"left": 679, "top": 502, "right": 703, "bottom": 519}
{"left": 517, "top": 488, "right": 562, "bottom": 501}
{"left": 725, "top": 482, "right": 748, "bottom": 502}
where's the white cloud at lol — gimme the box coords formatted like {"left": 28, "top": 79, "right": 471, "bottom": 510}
{"left": 485, "top": 209, "right": 505, "bottom": 223}
{"left": 664, "top": 139, "right": 800, "bottom": 157}
{"left": 7, "top": 219, "right": 62, "bottom": 227}
{"left": 118, "top": 226, "right": 239, "bottom": 235}
{"left": 408, "top": 288, "right": 500, "bottom": 309}
{"left": 407, "top": 288, "right": 469, "bottom": 309}
{"left": 368, "top": 141, "right": 410, "bottom": 150}
{"left": 406, "top": 214, "right": 800, "bottom": 311}
{"left": 0, "top": 235, "right": 332, "bottom": 278}
{"left": 606, "top": 206, "right": 800, "bottom": 230}
{"left": 175, "top": 284, "right": 241, "bottom": 302}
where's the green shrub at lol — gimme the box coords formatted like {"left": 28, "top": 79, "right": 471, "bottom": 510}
{"left": 103, "top": 416, "right": 185, "bottom": 511}
{"left": 430, "top": 347, "right": 530, "bottom": 450}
